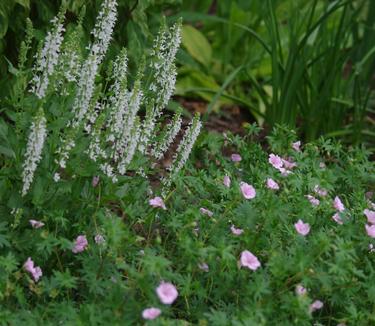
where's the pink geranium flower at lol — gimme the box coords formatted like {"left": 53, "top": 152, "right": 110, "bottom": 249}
{"left": 230, "top": 225, "right": 244, "bottom": 235}
{"left": 29, "top": 219, "right": 45, "bottom": 229}
{"left": 240, "top": 250, "right": 261, "bottom": 271}
{"left": 23, "top": 257, "right": 42, "bottom": 282}
{"left": 333, "top": 196, "right": 345, "bottom": 212}
{"left": 306, "top": 195, "right": 320, "bottom": 206}
{"left": 200, "top": 207, "right": 213, "bottom": 217}
{"left": 72, "top": 235, "right": 88, "bottom": 254}
{"left": 309, "top": 300, "right": 323, "bottom": 313}
{"left": 269, "top": 154, "right": 283, "bottom": 169}
{"left": 313, "top": 185, "right": 328, "bottom": 197}
{"left": 269, "top": 154, "right": 296, "bottom": 176}
{"left": 156, "top": 282, "right": 178, "bottom": 304}
{"left": 149, "top": 196, "right": 166, "bottom": 210}
{"left": 142, "top": 307, "right": 161, "bottom": 320}
{"left": 294, "top": 219, "right": 310, "bottom": 236}
{"left": 292, "top": 141, "right": 301, "bottom": 152}
{"left": 365, "top": 224, "right": 375, "bottom": 238}
{"left": 198, "top": 262, "right": 209, "bottom": 272}
{"left": 279, "top": 167, "right": 292, "bottom": 176}
{"left": 282, "top": 158, "right": 297, "bottom": 170}
{"left": 332, "top": 212, "right": 343, "bottom": 225}
{"left": 231, "top": 153, "right": 242, "bottom": 162}
{"left": 240, "top": 182, "right": 256, "bottom": 199}
{"left": 223, "top": 175, "right": 231, "bottom": 188}
{"left": 295, "top": 284, "right": 307, "bottom": 296}
{"left": 364, "top": 209, "right": 375, "bottom": 224}
{"left": 266, "top": 178, "right": 279, "bottom": 190}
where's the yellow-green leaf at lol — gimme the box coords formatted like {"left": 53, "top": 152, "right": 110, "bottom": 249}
{"left": 182, "top": 25, "right": 212, "bottom": 67}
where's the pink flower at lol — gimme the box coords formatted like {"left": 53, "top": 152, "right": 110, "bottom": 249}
{"left": 72, "top": 235, "right": 88, "bottom": 254}
{"left": 149, "top": 197, "right": 166, "bottom": 210}
{"left": 92, "top": 176, "right": 100, "bottom": 187}
{"left": 231, "top": 154, "right": 242, "bottom": 162}
{"left": 282, "top": 158, "right": 297, "bottom": 170}
{"left": 32, "top": 266, "right": 42, "bottom": 282}
{"left": 314, "top": 185, "right": 328, "bottom": 197}
{"left": 198, "top": 262, "right": 209, "bottom": 272}
{"left": 306, "top": 195, "right": 320, "bottom": 206}
{"left": 269, "top": 154, "right": 296, "bottom": 176}
{"left": 292, "top": 141, "right": 301, "bottom": 152}
{"left": 223, "top": 175, "right": 231, "bottom": 188}
{"left": 240, "top": 182, "right": 256, "bottom": 199}
{"left": 279, "top": 167, "right": 292, "bottom": 176}
{"left": 266, "top": 178, "right": 279, "bottom": 190}
{"left": 364, "top": 209, "right": 375, "bottom": 224}
{"left": 333, "top": 196, "right": 345, "bottom": 212}
{"left": 309, "top": 300, "right": 323, "bottom": 313}
{"left": 200, "top": 207, "right": 213, "bottom": 217}
{"left": 269, "top": 154, "right": 283, "bottom": 169}
{"left": 142, "top": 307, "right": 161, "bottom": 320}
{"left": 29, "top": 219, "right": 44, "bottom": 229}
{"left": 156, "top": 282, "right": 178, "bottom": 304}
{"left": 365, "top": 224, "right": 375, "bottom": 238}
{"left": 332, "top": 212, "right": 343, "bottom": 225}
{"left": 230, "top": 225, "right": 244, "bottom": 235}
{"left": 240, "top": 250, "right": 261, "bottom": 271}
{"left": 24, "top": 257, "right": 34, "bottom": 273}
{"left": 23, "top": 257, "right": 42, "bottom": 282}
{"left": 94, "top": 234, "right": 105, "bottom": 244}
{"left": 295, "top": 284, "right": 307, "bottom": 296}
{"left": 294, "top": 219, "right": 310, "bottom": 236}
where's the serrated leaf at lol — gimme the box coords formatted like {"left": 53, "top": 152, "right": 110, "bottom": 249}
{"left": 0, "top": 145, "right": 15, "bottom": 158}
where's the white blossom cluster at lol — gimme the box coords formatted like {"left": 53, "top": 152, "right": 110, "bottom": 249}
{"left": 71, "top": 0, "right": 117, "bottom": 126}
{"left": 56, "top": 0, "right": 118, "bottom": 171}
{"left": 162, "top": 113, "right": 202, "bottom": 193}
{"left": 90, "top": 0, "right": 117, "bottom": 62}
{"left": 148, "top": 20, "right": 181, "bottom": 113}
{"left": 21, "top": 0, "right": 201, "bottom": 195}
{"left": 30, "top": 12, "right": 65, "bottom": 99}
{"left": 107, "top": 49, "right": 129, "bottom": 139}
{"left": 21, "top": 109, "right": 47, "bottom": 196}
{"left": 117, "top": 117, "right": 141, "bottom": 175}
{"left": 151, "top": 110, "right": 182, "bottom": 160}
{"left": 54, "top": 25, "right": 83, "bottom": 93}
{"left": 139, "top": 20, "right": 182, "bottom": 153}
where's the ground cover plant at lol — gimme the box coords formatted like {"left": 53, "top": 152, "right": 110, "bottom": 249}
{"left": 1, "top": 0, "right": 375, "bottom": 325}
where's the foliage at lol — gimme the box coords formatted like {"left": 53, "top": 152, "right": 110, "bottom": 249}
{"left": 0, "top": 2, "right": 375, "bottom": 323}
{"left": 177, "top": 0, "right": 375, "bottom": 146}
{"left": 1, "top": 0, "right": 374, "bottom": 146}
{"left": 0, "top": 120, "right": 374, "bottom": 323}
{"left": 0, "top": 0, "right": 182, "bottom": 97}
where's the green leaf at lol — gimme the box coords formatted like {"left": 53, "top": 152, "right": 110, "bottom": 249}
{"left": 0, "top": 145, "right": 15, "bottom": 158}
{"left": 0, "top": 222, "right": 10, "bottom": 248}
{"left": 15, "top": 0, "right": 30, "bottom": 9}
{"left": 181, "top": 25, "right": 212, "bottom": 67}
